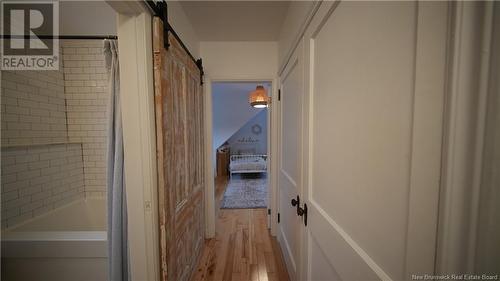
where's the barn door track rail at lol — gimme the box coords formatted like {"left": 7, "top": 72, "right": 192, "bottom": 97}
{"left": 145, "top": 0, "right": 204, "bottom": 85}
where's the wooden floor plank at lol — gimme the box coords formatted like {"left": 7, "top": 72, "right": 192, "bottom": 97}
{"left": 191, "top": 239, "right": 217, "bottom": 281}
{"left": 223, "top": 232, "right": 237, "bottom": 281}
{"left": 257, "top": 243, "right": 269, "bottom": 281}
{"left": 270, "top": 237, "right": 290, "bottom": 281}
{"left": 264, "top": 251, "right": 277, "bottom": 274}
{"left": 249, "top": 264, "right": 259, "bottom": 281}
{"left": 191, "top": 178, "right": 290, "bottom": 281}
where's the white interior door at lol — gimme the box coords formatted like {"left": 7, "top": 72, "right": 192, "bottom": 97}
{"left": 298, "top": 2, "right": 449, "bottom": 280}
{"left": 277, "top": 41, "right": 304, "bottom": 281}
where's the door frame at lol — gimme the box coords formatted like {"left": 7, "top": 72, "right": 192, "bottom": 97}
{"left": 281, "top": 1, "right": 452, "bottom": 280}
{"left": 275, "top": 39, "right": 307, "bottom": 281}
{"left": 203, "top": 77, "right": 280, "bottom": 238}
{"left": 108, "top": 1, "right": 160, "bottom": 280}
{"left": 436, "top": 1, "right": 495, "bottom": 273}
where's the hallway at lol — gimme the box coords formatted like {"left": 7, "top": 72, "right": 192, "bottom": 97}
{"left": 2, "top": 1, "right": 499, "bottom": 280}
{"left": 192, "top": 180, "right": 289, "bottom": 281}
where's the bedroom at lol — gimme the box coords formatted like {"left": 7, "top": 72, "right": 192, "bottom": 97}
{"left": 212, "top": 82, "right": 270, "bottom": 211}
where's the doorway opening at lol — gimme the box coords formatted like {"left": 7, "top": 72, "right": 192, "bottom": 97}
{"left": 193, "top": 80, "right": 289, "bottom": 280}
{"left": 212, "top": 82, "right": 271, "bottom": 212}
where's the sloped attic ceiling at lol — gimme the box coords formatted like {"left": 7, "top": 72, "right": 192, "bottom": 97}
{"left": 212, "top": 82, "right": 271, "bottom": 151}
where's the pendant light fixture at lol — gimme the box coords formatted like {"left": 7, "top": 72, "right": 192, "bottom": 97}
{"left": 248, "top": 85, "right": 269, "bottom": 108}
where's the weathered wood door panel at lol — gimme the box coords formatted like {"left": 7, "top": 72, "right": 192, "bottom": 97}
{"left": 153, "top": 18, "right": 205, "bottom": 281}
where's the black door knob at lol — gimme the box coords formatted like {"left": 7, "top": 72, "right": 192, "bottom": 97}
{"left": 298, "top": 203, "right": 308, "bottom": 226}
{"left": 291, "top": 195, "right": 300, "bottom": 208}
{"left": 297, "top": 207, "right": 305, "bottom": 216}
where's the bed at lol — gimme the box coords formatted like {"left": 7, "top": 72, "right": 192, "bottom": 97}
{"left": 229, "top": 154, "right": 267, "bottom": 178}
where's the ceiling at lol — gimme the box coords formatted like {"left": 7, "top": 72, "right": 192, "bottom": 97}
{"left": 60, "top": 1, "right": 116, "bottom": 36}
{"left": 179, "top": 1, "right": 290, "bottom": 41}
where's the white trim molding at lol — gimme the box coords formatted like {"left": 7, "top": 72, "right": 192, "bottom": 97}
{"left": 116, "top": 8, "right": 160, "bottom": 281}
{"left": 436, "top": 1, "right": 494, "bottom": 274}
{"left": 204, "top": 77, "right": 216, "bottom": 239}
{"left": 278, "top": 1, "right": 322, "bottom": 76}
{"left": 203, "top": 77, "right": 279, "bottom": 238}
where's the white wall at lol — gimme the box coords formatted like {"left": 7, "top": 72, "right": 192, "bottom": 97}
{"left": 60, "top": 1, "right": 117, "bottom": 36}
{"left": 277, "top": 1, "right": 316, "bottom": 68}
{"left": 168, "top": 1, "right": 200, "bottom": 58}
{"left": 227, "top": 110, "right": 267, "bottom": 155}
{"left": 200, "top": 41, "right": 278, "bottom": 79}
{"left": 202, "top": 41, "right": 277, "bottom": 154}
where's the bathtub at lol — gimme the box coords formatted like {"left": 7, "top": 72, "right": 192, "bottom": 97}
{"left": 1, "top": 198, "right": 108, "bottom": 281}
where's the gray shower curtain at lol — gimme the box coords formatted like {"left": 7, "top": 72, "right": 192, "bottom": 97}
{"left": 104, "top": 39, "right": 129, "bottom": 281}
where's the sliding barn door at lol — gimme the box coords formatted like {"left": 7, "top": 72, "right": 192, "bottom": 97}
{"left": 153, "top": 18, "right": 205, "bottom": 281}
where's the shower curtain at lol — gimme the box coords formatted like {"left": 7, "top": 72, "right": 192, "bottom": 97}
{"left": 104, "top": 39, "right": 129, "bottom": 281}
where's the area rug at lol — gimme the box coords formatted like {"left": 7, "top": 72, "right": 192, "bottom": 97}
{"left": 221, "top": 176, "right": 267, "bottom": 209}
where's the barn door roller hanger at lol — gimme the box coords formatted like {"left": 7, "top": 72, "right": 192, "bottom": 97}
{"left": 145, "top": 0, "right": 204, "bottom": 85}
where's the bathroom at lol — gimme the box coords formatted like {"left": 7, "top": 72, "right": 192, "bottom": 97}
{"left": 1, "top": 2, "right": 118, "bottom": 280}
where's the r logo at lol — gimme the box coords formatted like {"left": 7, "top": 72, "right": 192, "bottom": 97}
{"left": 1, "top": 1, "right": 59, "bottom": 70}
{"left": 3, "top": 3, "right": 53, "bottom": 55}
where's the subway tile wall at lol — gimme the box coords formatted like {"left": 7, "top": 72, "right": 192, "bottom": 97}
{"left": 1, "top": 59, "right": 67, "bottom": 145}
{"left": 0, "top": 40, "right": 109, "bottom": 228}
{"left": 62, "top": 40, "right": 109, "bottom": 197}
{"left": 1, "top": 144, "right": 85, "bottom": 229}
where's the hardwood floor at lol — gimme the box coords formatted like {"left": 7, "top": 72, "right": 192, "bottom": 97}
{"left": 191, "top": 178, "right": 290, "bottom": 281}
{"left": 215, "top": 176, "right": 229, "bottom": 208}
